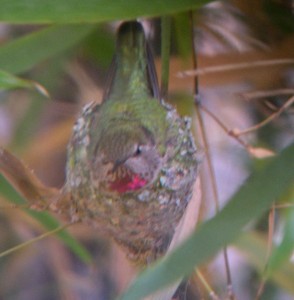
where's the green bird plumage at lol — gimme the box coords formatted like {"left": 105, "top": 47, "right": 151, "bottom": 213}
{"left": 66, "top": 22, "right": 198, "bottom": 263}
{"left": 85, "top": 22, "right": 169, "bottom": 193}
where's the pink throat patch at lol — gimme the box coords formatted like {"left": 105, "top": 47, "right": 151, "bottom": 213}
{"left": 109, "top": 173, "right": 147, "bottom": 193}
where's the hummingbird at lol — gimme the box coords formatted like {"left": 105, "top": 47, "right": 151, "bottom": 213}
{"left": 65, "top": 21, "right": 198, "bottom": 263}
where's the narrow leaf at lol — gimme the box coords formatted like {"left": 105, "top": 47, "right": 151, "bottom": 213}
{"left": 0, "top": 0, "right": 214, "bottom": 24}
{"left": 0, "top": 69, "right": 49, "bottom": 96}
{"left": 0, "top": 69, "right": 33, "bottom": 89}
{"left": 235, "top": 232, "right": 294, "bottom": 294}
{"left": 0, "top": 24, "right": 95, "bottom": 74}
{"left": 266, "top": 208, "right": 294, "bottom": 277}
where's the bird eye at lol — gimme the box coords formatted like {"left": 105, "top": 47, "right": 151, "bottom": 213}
{"left": 134, "top": 145, "right": 142, "bottom": 156}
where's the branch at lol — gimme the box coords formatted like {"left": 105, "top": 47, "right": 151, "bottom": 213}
{"left": 0, "top": 147, "right": 60, "bottom": 210}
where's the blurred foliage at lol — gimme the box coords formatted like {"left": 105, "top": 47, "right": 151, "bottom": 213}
{"left": 0, "top": 0, "right": 213, "bottom": 23}
{"left": 0, "top": 0, "right": 293, "bottom": 299}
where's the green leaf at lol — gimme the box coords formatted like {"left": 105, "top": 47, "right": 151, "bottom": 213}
{"left": 266, "top": 207, "right": 294, "bottom": 277}
{"left": 0, "top": 24, "right": 95, "bottom": 74}
{"left": 82, "top": 26, "right": 115, "bottom": 68}
{"left": 0, "top": 69, "right": 34, "bottom": 89}
{"left": 173, "top": 12, "right": 192, "bottom": 60}
{"left": 0, "top": 175, "right": 92, "bottom": 264}
{"left": 0, "top": 0, "right": 213, "bottom": 23}
{"left": 0, "top": 69, "right": 49, "bottom": 96}
{"left": 121, "top": 142, "right": 294, "bottom": 300}
{"left": 235, "top": 231, "right": 294, "bottom": 294}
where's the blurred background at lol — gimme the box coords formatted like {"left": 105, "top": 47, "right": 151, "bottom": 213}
{"left": 0, "top": 0, "right": 293, "bottom": 299}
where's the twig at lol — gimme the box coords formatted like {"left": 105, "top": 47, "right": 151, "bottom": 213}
{"left": 235, "top": 95, "right": 294, "bottom": 136}
{"left": 190, "top": 12, "right": 235, "bottom": 300}
{"left": 199, "top": 94, "right": 294, "bottom": 156}
{"left": 0, "top": 147, "right": 59, "bottom": 209}
{"left": 255, "top": 206, "right": 275, "bottom": 300}
{"left": 239, "top": 89, "right": 294, "bottom": 100}
{"left": 177, "top": 59, "right": 294, "bottom": 78}
{"left": 274, "top": 203, "right": 294, "bottom": 209}
{"left": 199, "top": 103, "right": 249, "bottom": 149}
{"left": 195, "top": 269, "right": 220, "bottom": 300}
{"left": 0, "top": 222, "right": 75, "bottom": 259}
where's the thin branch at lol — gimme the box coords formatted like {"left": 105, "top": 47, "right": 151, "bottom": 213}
{"left": 199, "top": 103, "right": 249, "bottom": 148}
{"left": 266, "top": 207, "right": 275, "bottom": 265}
{"left": 239, "top": 89, "right": 294, "bottom": 100}
{"left": 255, "top": 206, "right": 275, "bottom": 300}
{"left": 274, "top": 203, "right": 294, "bottom": 209}
{"left": 190, "top": 12, "right": 235, "bottom": 300}
{"left": 0, "top": 147, "right": 59, "bottom": 209}
{"left": 199, "top": 94, "right": 293, "bottom": 157}
{"left": 0, "top": 222, "right": 75, "bottom": 259}
{"left": 195, "top": 269, "right": 220, "bottom": 300}
{"left": 235, "top": 95, "right": 294, "bottom": 136}
{"left": 177, "top": 59, "right": 294, "bottom": 78}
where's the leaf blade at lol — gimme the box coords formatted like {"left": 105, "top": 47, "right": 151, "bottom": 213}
{"left": 0, "top": 0, "right": 213, "bottom": 23}
{"left": 235, "top": 231, "right": 294, "bottom": 294}
{"left": 0, "top": 24, "right": 95, "bottom": 74}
